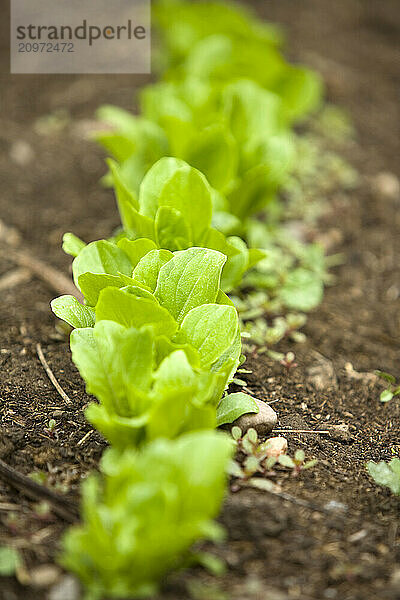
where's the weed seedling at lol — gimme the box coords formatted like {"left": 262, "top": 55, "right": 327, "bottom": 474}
{"left": 280, "top": 351, "right": 298, "bottom": 373}
{"left": 375, "top": 371, "right": 400, "bottom": 403}
{"left": 44, "top": 418, "right": 58, "bottom": 440}
{"left": 229, "top": 427, "right": 317, "bottom": 491}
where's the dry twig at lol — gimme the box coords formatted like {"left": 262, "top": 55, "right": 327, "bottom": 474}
{"left": 0, "top": 218, "right": 83, "bottom": 301}
{"left": 0, "top": 459, "right": 78, "bottom": 523}
{"left": 272, "top": 429, "right": 330, "bottom": 435}
{"left": 36, "top": 343, "right": 72, "bottom": 405}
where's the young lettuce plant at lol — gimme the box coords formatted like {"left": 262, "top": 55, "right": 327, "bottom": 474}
{"left": 62, "top": 431, "right": 234, "bottom": 599}
{"left": 51, "top": 246, "right": 258, "bottom": 426}
{"left": 70, "top": 321, "right": 235, "bottom": 449}
{"left": 107, "top": 156, "right": 264, "bottom": 291}
{"left": 153, "top": 0, "right": 322, "bottom": 123}
{"left": 97, "top": 79, "right": 295, "bottom": 230}
{"left": 152, "top": 0, "right": 283, "bottom": 68}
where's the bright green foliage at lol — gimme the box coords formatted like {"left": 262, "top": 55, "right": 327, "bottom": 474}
{"left": 216, "top": 392, "right": 258, "bottom": 426}
{"left": 51, "top": 295, "right": 95, "bottom": 329}
{"left": 71, "top": 321, "right": 231, "bottom": 448}
{"left": 153, "top": 0, "right": 322, "bottom": 124}
{"left": 51, "top": 247, "right": 260, "bottom": 428}
{"left": 153, "top": 0, "right": 283, "bottom": 67}
{"left": 375, "top": 371, "right": 400, "bottom": 403}
{"left": 97, "top": 81, "right": 295, "bottom": 227}
{"left": 62, "top": 431, "right": 234, "bottom": 599}
{"left": 367, "top": 458, "right": 400, "bottom": 496}
{"left": 105, "top": 156, "right": 263, "bottom": 291}
{"left": 62, "top": 232, "right": 86, "bottom": 257}
{"left": 53, "top": 2, "right": 334, "bottom": 597}
{"left": 0, "top": 546, "right": 21, "bottom": 576}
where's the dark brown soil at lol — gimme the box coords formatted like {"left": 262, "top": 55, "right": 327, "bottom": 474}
{"left": 1, "top": 1, "right": 400, "bottom": 599}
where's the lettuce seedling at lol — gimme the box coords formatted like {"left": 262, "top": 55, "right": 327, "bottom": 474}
{"left": 61, "top": 431, "right": 234, "bottom": 599}
{"left": 105, "top": 155, "right": 263, "bottom": 291}
{"left": 71, "top": 321, "right": 232, "bottom": 448}
{"left": 97, "top": 81, "right": 295, "bottom": 227}
{"left": 153, "top": 0, "right": 322, "bottom": 123}
{"left": 153, "top": 0, "right": 283, "bottom": 68}
{"left": 53, "top": 246, "right": 242, "bottom": 373}
{"left": 52, "top": 247, "right": 258, "bottom": 426}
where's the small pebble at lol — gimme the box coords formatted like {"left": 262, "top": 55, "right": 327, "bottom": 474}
{"left": 347, "top": 529, "right": 368, "bottom": 543}
{"left": 329, "top": 423, "right": 352, "bottom": 442}
{"left": 9, "top": 140, "right": 34, "bottom": 166}
{"left": 307, "top": 359, "right": 338, "bottom": 390}
{"left": 324, "top": 500, "right": 348, "bottom": 513}
{"left": 390, "top": 568, "right": 400, "bottom": 592}
{"left": 233, "top": 399, "right": 277, "bottom": 436}
{"left": 265, "top": 436, "right": 288, "bottom": 458}
{"left": 30, "top": 564, "right": 61, "bottom": 588}
{"left": 49, "top": 575, "right": 80, "bottom": 600}
{"left": 372, "top": 171, "right": 400, "bottom": 200}
{"left": 52, "top": 410, "right": 64, "bottom": 418}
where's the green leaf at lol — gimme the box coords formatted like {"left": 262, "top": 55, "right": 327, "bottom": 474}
{"left": 247, "top": 248, "right": 266, "bottom": 269}
{"left": 96, "top": 287, "right": 178, "bottom": 337}
{"left": 375, "top": 371, "right": 396, "bottom": 385}
{"left": 380, "top": 389, "right": 394, "bottom": 403}
{"left": 0, "top": 546, "right": 21, "bottom": 576}
{"left": 133, "top": 249, "right": 174, "bottom": 292}
{"left": 367, "top": 459, "right": 400, "bottom": 495}
{"left": 247, "top": 478, "right": 275, "bottom": 492}
{"left": 186, "top": 124, "right": 238, "bottom": 193}
{"left": 139, "top": 157, "right": 189, "bottom": 219}
{"left": 294, "top": 449, "right": 305, "bottom": 462}
{"left": 51, "top": 295, "right": 95, "bottom": 328}
{"left": 219, "top": 236, "right": 249, "bottom": 292}
{"left": 72, "top": 240, "right": 132, "bottom": 290}
{"left": 154, "top": 161, "right": 213, "bottom": 240}
{"left": 216, "top": 392, "right": 259, "bottom": 426}
{"left": 108, "top": 158, "right": 139, "bottom": 210}
{"left": 78, "top": 273, "right": 132, "bottom": 306}
{"left": 97, "top": 107, "right": 168, "bottom": 164}
{"left": 85, "top": 404, "right": 148, "bottom": 448}
{"left": 117, "top": 238, "right": 157, "bottom": 268}
{"left": 152, "top": 350, "right": 196, "bottom": 392}
{"left": 278, "top": 455, "right": 295, "bottom": 468}
{"left": 155, "top": 248, "right": 226, "bottom": 323}
{"left": 231, "top": 426, "right": 242, "bottom": 441}
{"left": 278, "top": 268, "right": 323, "bottom": 312}
{"left": 70, "top": 322, "right": 153, "bottom": 416}
{"left": 180, "top": 304, "right": 238, "bottom": 368}
{"left": 154, "top": 335, "right": 200, "bottom": 370}
{"left": 154, "top": 206, "right": 191, "bottom": 250}
{"left": 62, "top": 232, "right": 86, "bottom": 257}
{"left": 222, "top": 79, "right": 282, "bottom": 144}
{"left": 193, "top": 552, "right": 226, "bottom": 577}
{"left": 277, "top": 66, "right": 323, "bottom": 123}
{"left": 108, "top": 160, "right": 154, "bottom": 238}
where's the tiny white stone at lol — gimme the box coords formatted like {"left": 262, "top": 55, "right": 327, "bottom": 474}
{"left": 30, "top": 565, "right": 60, "bottom": 588}
{"left": 265, "top": 436, "right": 288, "bottom": 458}
{"left": 49, "top": 575, "right": 80, "bottom": 600}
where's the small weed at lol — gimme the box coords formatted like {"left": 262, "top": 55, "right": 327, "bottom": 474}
{"left": 375, "top": 370, "right": 400, "bottom": 403}
{"left": 229, "top": 427, "right": 317, "bottom": 491}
